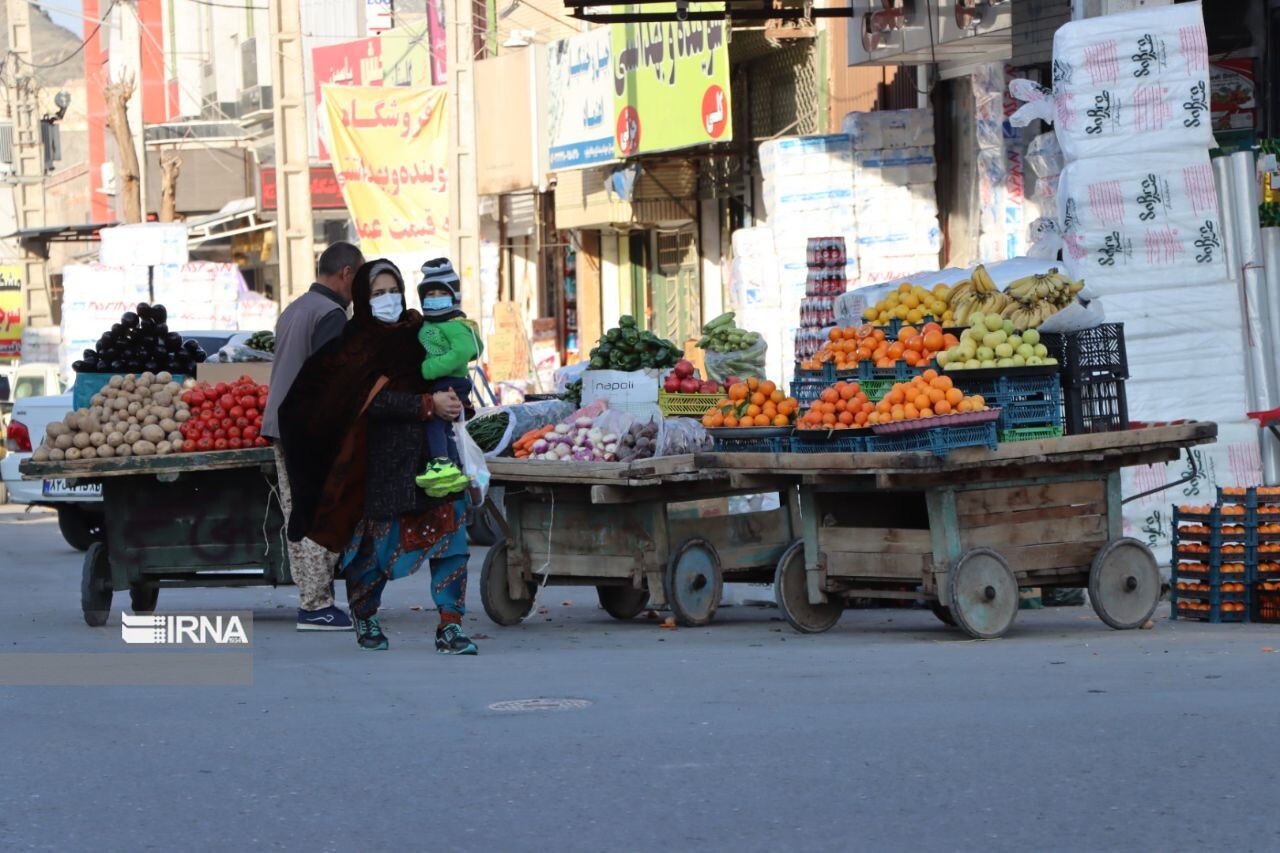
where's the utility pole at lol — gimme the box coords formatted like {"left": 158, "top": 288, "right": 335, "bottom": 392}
{"left": 446, "top": 0, "right": 481, "bottom": 318}
{"left": 269, "top": 0, "right": 314, "bottom": 303}
{"left": 5, "top": 0, "right": 49, "bottom": 327}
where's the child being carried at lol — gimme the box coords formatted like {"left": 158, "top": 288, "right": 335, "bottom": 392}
{"left": 413, "top": 258, "right": 484, "bottom": 498}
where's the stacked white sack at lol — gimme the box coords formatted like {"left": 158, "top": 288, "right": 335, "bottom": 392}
{"left": 1056, "top": 149, "right": 1226, "bottom": 290}
{"left": 843, "top": 108, "right": 936, "bottom": 151}
{"left": 1048, "top": 2, "right": 1213, "bottom": 162}
{"left": 727, "top": 227, "right": 779, "bottom": 312}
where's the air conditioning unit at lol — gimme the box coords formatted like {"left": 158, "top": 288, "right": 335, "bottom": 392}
{"left": 241, "top": 38, "right": 258, "bottom": 89}
{"left": 99, "top": 161, "right": 116, "bottom": 195}
{"left": 238, "top": 85, "right": 273, "bottom": 117}
{"left": 0, "top": 120, "right": 13, "bottom": 167}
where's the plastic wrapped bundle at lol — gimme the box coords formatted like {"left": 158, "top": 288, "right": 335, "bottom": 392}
{"left": 842, "top": 108, "right": 935, "bottom": 151}
{"left": 757, "top": 135, "right": 851, "bottom": 179}
{"left": 1011, "top": 3, "right": 1213, "bottom": 160}
{"left": 852, "top": 147, "right": 938, "bottom": 188}
{"left": 1056, "top": 149, "right": 1226, "bottom": 291}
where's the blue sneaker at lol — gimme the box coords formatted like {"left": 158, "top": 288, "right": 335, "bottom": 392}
{"left": 354, "top": 615, "right": 389, "bottom": 651}
{"left": 435, "top": 623, "right": 478, "bottom": 655}
{"left": 296, "top": 605, "right": 354, "bottom": 632}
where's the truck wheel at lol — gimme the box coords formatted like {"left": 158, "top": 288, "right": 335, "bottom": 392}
{"left": 58, "top": 506, "right": 103, "bottom": 552}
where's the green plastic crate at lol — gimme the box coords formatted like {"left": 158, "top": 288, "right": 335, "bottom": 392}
{"left": 999, "top": 425, "right": 1064, "bottom": 443}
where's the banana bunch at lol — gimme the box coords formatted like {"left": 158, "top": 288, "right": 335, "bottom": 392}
{"left": 946, "top": 264, "right": 1012, "bottom": 326}
{"left": 999, "top": 268, "right": 1085, "bottom": 329}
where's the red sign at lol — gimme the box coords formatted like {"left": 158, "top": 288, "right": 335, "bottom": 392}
{"left": 259, "top": 165, "right": 346, "bottom": 211}
{"left": 701, "top": 85, "right": 728, "bottom": 139}
{"left": 616, "top": 106, "right": 640, "bottom": 157}
{"left": 312, "top": 37, "right": 383, "bottom": 161}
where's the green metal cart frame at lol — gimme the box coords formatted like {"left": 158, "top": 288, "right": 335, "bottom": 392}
{"left": 483, "top": 456, "right": 796, "bottom": 626}
{"left": 698, "top": 423, "right": 1217, "bottom": 639}
{"left": 22, "top": 448, "right": 289, "bottom": 626}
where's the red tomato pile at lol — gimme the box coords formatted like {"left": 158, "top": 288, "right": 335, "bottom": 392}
{"left": 178, "top": 377, "right": 270, "bottom": 452}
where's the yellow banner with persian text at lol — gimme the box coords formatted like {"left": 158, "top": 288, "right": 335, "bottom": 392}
{"left": 321, "top": 85, "right": 449, "bottom": 256}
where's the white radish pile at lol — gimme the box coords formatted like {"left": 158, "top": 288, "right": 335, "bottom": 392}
{"left": 529, "top": 416, "right": 621, "bottom": 462}
{"left": 31, "top": 372, "right": 193, "bottom": 462}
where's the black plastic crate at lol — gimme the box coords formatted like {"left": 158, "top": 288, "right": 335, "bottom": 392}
{"left": 1064, "top": 377, "right": 1128, "bottom": 434}
{"left": 1039, "top": 323, "right": 1128, "bottom": 386}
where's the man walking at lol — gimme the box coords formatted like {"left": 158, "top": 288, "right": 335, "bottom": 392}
{"left": 262, "top": 242, "right": 364, "bottom": 631}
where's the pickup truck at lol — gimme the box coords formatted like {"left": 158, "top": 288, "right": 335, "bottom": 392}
{"left": 1, "top": 333, "right": 240, "bottom": 550}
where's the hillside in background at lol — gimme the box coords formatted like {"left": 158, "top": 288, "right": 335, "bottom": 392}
{"left": 0, "top": 5, "right": 86, "bottom": 89}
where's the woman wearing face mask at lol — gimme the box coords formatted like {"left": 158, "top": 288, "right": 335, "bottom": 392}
{"left": 277, "top": 259, "right": 479, "bottom": 654}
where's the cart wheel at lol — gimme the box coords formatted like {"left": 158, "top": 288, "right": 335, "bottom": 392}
{"left": 81, "top": 542, "right": 113, "bottom": 627}
{"left": 129, "top": 583, "right": 159, "bottom": 614}
{"left": 948, "top": 547, "right": 1018, "bottom": 640}
{"left": 480, "top": 541, "right": 535, "bottom": 627}
{"left": 929, "top": 602, "right": 957, "bottom": 627}
{"left": 665, "top": 538, "right": 723, "bottom": 627}
{"left": 1089, "top": 537, "right": 1160, "bottom": 630}
{"left": 773, "top": 540, "right": 842, "bottom": 634}
{"left": 596, "top": 585, "right": 649, "bottom": 620}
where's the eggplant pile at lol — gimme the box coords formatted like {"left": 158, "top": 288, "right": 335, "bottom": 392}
{"left": 71, "top": 303, "right": 207, "bottom": 375}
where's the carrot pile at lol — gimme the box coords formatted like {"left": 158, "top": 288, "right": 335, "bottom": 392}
{"left": 512, "top": 424, "right": 555, "bottom": 458}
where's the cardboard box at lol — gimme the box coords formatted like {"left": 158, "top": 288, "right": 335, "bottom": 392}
{"left": 581, "top": 369, "right": 660, "bottom": 415}
{"left": 196, "top": 362, "right": 273, "bottom": 386}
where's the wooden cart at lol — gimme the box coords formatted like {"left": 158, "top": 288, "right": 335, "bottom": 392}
{"left": 482, "top": 455, "right": 795, "bottom": 626}
{"left": 21, "top": 448, "right": 289, "bottom": 626}
{"left": 697, "top": 423, "right": 1216, "bottom": 639}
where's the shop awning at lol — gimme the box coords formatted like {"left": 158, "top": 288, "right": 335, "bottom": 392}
{"left": 1, "top": 222, "right": 117, "bottom": 244}
{"left": 186, "top": 197, "right": 273, "bottom": 247}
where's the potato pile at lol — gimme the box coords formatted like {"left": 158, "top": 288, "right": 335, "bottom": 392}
{"left": 31, "top": 372, "right": 192, "bottom": 462}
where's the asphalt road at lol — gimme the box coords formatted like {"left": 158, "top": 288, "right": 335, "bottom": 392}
{"left": 2, "top": 503, "right": 1279, "bottom": 852}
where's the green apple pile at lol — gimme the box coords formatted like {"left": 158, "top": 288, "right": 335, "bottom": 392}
{"left": 936, "top": 312, "right": 1059, "bottom": 371}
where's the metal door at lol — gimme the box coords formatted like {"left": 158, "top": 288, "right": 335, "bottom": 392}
{"left": 651, "top": 229, "right": 700, "bottom": 345}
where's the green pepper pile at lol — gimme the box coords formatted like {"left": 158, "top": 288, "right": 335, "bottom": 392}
{"left": 587, "top": 315, "right": 682, "bottom": 371}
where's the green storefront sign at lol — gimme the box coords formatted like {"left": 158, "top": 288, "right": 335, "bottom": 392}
{"left": 610, "top": 12, "right": 732, "bottom": 158}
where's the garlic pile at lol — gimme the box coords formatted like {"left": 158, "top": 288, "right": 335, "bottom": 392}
{"left": 31, "top": 372, "right": 193, "bottom": 462}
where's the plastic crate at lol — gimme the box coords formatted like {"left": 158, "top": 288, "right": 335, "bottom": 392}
{"left": 1217, "top": 487, "right": 1280, "bottom": 506}
{"left": 859, "top": 378, "right": 895, "bottom": 402}
{"left": 1000, "top": 425, "right": 1064, "bottom": 442}
{"left": 1064, "top": 377, "right": 1128, "bottom": 435}
{"left": 1039, "top": 324, "right": 1128, "bottom": 386}
{"left": 711, "top": 436, "right": 788, "bottom": 454}
{"left": 856, "top": 360, "right": 934, "bottom": 382}
{"left": 791, "top": 378, "right": 824, "bottom": 407}
{"left": 789, "top": 432, "right": 869, "bottom": 453}
{"left": 1255, "top": 586, "right": 1280, "bottom": 623}
{"left": 1171, "top": 600, "right": 1250, "bottom": 622}
{"left": 867, "top": 422, "right": 998, "bottom": 457}
{"left": 952, "top": 373, "right": 1064, "bottom": 432}
{"left": 659, "top": 391, "right": 722, "bottom": 418}
{"left": 72, "top": 372, "right": 189, "bottom": 411}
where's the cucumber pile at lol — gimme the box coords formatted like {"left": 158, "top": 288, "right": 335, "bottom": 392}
{"left": 697, "top": 312, "right": 761, "bottom": 353}
{"left": 587, "top": 315, "right": 683, "bottom": 372}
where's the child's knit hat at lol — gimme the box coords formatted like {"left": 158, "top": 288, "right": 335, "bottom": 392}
{"left": 418, "top": 258, "right": 461, "bottom": 317}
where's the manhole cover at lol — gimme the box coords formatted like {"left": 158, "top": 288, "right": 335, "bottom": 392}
{"left": 488, "top": 698, "right": 592, "bottom": 712}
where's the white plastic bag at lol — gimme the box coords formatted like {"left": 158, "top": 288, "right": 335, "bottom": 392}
{"left": 455, "top": 420, "right": 491, "bottom": 502}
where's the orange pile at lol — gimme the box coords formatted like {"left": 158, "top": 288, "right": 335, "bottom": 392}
{"left": 1259, "top": 524, "right": 1280, "bottom": 534}
{"left": 797, "top": 381, "right": 873, "bottom": 430}
{"left": 1261, "top": 582, "right": 1280, "bottom": 591}
{"left": 1176, "top": 581, "right": 1247, "bottom": 592}
{"left": 799, "top": 323, "right": 958, "bottom": 371}
{"left": 1176, "top": 561, "right": 1246, "bottom": 575}
{"left": 1179, "top": 601, "right": 1246, "bottom": 614}
{"left": 1178, "top": 505, "right": 1246, "bottom": 516}
{"left": 1223, "top": 486, "right": 1280, "bottom": 496}
{"left": 1177, "top": 523, "right": 1246, "bottom": 536}
{"left": 701, "top": 377, "right": 799, "bottom": 429}
{"left": 1178, "top": 543, "right": 1246, "bottom": 555}
{"left": 862, "top": 370, "right": 986, "bottom": 426}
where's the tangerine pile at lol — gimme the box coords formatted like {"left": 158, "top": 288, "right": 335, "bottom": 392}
{"left": 1178, "top": 543, "right": 1246, "bottom": 555}
{"left": 799, "top": 323, "right": 958, "bottom": 371}
{"left": 1178, "top": 505, "right": 1246, "bottom": 516}
{"left": 863, "top": 370, "right": 986, "bottom": 426}
{"left": 1176, "top": 581, "right": 1247, "bottom": 592}
{"left": 1222, "top": 486, "right": 1280, "bottom": 496}
{"left": 1261, "top": 582, "right": 1280, "bottom": 591}
{"left": 1177, "top": 561, "right": 1247, "bottom": 575}
{"left": 797, "top": 381, "right": 873, "bottom": 430}
{"left": 1259, "top": 524, "right": 1280, "bottom": 534}
{"left": 1177, "top": 523, "right": 1247, "bottom": 537}
{"left": 1179, "top": 601, "right": 1246, "bottom": 614}
{"left": 701, "top": 377, "right": 799, "bottom": 429}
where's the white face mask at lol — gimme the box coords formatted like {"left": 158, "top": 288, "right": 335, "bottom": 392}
{"left": 370, "top": 292, "right": 402, "bottom": 323}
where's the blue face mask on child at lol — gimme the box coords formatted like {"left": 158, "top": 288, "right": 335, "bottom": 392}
{"left": 422, "top": 295, "right": 453, "bottom": 312}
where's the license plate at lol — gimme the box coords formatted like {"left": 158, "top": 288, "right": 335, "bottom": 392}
{"left": 42, "top": 479, "right": 102, "bottom": 498}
